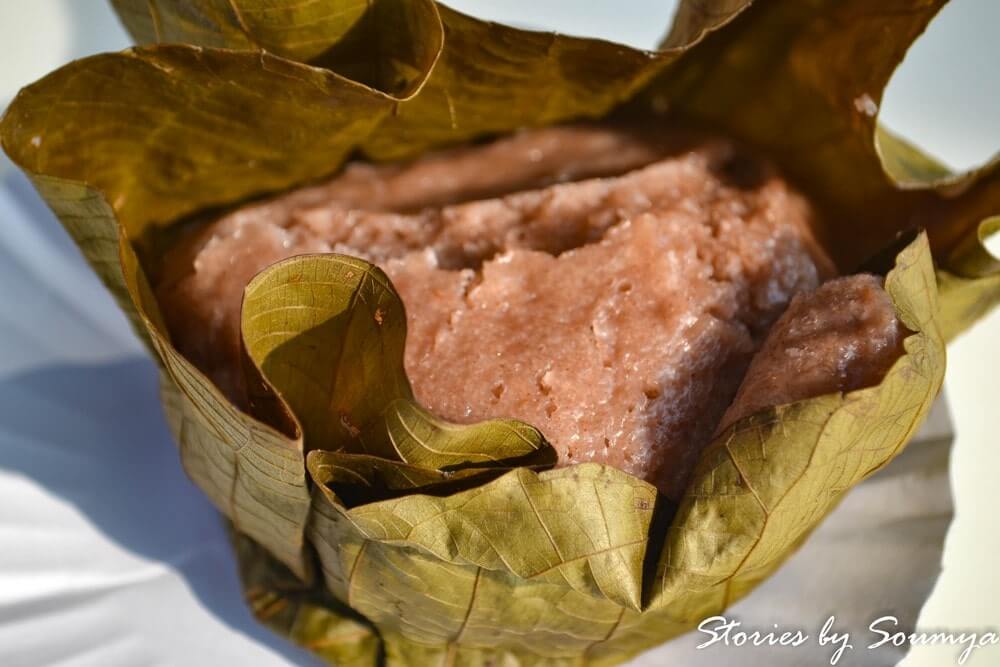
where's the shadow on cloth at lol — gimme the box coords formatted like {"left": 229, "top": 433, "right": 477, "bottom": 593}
{"left": 0, "top": 357, "right": 322, "bottom": 666}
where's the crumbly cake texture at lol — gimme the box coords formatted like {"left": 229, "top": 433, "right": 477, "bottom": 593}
{"left": 719, "top": 274, "right": 906, "bottom": 433}
{"left": 155, "top": 124, "right": 698, "bottom": 401}
{"left": 154, "top": 125, "right": 902, "bottom": 499}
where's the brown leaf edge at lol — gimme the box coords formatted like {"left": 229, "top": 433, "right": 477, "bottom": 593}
{"left": 635, "top": 0, "right": 1000, "bottom": 296}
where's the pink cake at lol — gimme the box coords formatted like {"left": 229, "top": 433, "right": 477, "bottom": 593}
{"left": 720, "top": 274, "right": 905, "bottom": 432}
{"left": 155, "top": 125, "right": 902, "bottom": 498}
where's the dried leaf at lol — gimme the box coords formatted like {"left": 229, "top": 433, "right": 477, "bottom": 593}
{"left": 239, "top": 252, "right": 556, "bottom": 471}
{"left": 643, "top": 0, "right": 1000, "bottom": 277}
{"left": 308, "top": 450, "right": 507, "bottom": 506}
{"left": 300, "top": 234, "right": 944, "bottom": 664}
{"left": 232, "top": 529, "right": 381, "bottom": 667}
{"left": 241, "top": 254, "right": 411, "bottom": 455}
{"left": 937, "top": 217, "right": 1000, "bottom": 340}
{"left": 380, "top": 399, "right": 555, "bottom": 470}
{"left": 112, "top": 0, "right": 447, "bottom": 98}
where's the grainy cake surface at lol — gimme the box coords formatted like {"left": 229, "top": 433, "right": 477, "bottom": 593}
{"left": 719, "top": 274, "right": 906, "bottom": 432}
{"left": 156, "top": 125, "right": 851, "bottom": 498}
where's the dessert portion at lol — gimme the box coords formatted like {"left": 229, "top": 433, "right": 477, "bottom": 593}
{"left": 154, "top": 125, "right": 903, "bottom": 499}
{"left": 719, "top": 274, "right": 906, "bottom": 432}
{"left": 154, "top": 123, "right": 698, "bottom": 401}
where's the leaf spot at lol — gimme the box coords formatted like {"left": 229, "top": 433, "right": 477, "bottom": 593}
{"left": 853, "top": 93, "right": 878, "bottom": 117}
{"left": 340, "top": 413, "right": 360, "bottom": 437}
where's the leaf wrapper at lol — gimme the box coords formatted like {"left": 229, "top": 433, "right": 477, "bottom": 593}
{"left": 1, "top": 0, "right": 998, "bottom": 664}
